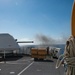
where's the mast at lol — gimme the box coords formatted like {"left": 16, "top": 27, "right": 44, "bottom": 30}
{"left": 72, "top": 1, "right": 75, "bottom": 37}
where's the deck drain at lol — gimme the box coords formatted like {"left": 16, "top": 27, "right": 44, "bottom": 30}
{"left": 10, "top": 72, "right": 15, "bottom": 74}
{"left": 37, "top": 69, "right": 41, "bottom": 71}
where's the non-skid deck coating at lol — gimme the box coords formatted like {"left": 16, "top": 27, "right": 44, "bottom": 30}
{"left": 0, "top": 56, "right": 65, "bottom": 75}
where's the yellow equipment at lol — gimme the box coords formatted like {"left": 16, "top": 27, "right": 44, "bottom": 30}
{"left": 72, "top": 1, "right": 75, "bottom": 37}
{"left": 31, "top": 48, "right": 47, "bottom": 61}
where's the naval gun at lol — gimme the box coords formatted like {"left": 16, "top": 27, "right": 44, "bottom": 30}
{"left": 0, "top": 33, "right": 34, "bottom": 59}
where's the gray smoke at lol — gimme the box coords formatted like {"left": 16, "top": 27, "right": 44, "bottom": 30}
{"left": 35, "top": 34, "right": 68, "bottom": 45}
{"left": 35, "top": 34, "right": 56, "bottom": 45}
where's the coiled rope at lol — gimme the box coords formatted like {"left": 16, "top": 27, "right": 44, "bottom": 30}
{"left": 56, "top": 36, "right": 75, "bottom": 75}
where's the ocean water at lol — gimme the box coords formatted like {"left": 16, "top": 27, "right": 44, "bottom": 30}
{"left": 52, "top": 44, "right": 65, "bottom": 55}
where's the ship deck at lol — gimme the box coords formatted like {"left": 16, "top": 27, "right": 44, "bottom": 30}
{"left": 0, "top": 56, "right": 65, "bottom": 75}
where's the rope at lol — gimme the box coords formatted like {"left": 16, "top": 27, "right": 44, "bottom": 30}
{"left": 56, "top": 54, "right": 65, "bottom": 69}
{"left": 56, "top": 36, "right": 75, "bottom": 75}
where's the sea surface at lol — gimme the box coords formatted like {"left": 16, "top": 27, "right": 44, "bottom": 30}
{"left": 52, "top": 44, "right": 65, "bottom": 55}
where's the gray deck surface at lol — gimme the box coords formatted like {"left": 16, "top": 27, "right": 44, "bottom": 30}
{"left": 0, "top": 56, "right": 65, "bottom": 75}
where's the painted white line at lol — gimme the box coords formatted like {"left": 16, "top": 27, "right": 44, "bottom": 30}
{"left": 37, "top": 69, "right": 41, "bottom": 72}
{"left": 10, "top": 72, "right": 15, "bottom": 74}
{"left": 17, "top": 62, "right": 34, "bottom": 75}
{"left": 6, "top": 62, "right": 26, "bottom": 65}
{"left": 0, "top": 62, "right": 4, "bottom": 63}
{"left": 0, "top": 69, "right": 1, "bottom": 71}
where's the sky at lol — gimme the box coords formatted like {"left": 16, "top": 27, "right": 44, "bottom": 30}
{"left": 0, "top": 0, "right": 74, "bottom": 44}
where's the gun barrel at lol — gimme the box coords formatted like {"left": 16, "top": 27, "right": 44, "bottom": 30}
{"left": 17, "top": 41, "right": 34, "bottom": 43}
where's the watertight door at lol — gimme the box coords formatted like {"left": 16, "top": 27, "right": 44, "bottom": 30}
{"left": 72, "top": 1, "right": 75, "bottom": 37}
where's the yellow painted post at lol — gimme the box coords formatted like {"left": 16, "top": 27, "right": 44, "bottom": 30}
{"left": 72, "top": 1, "right": 75, "bottom": 37}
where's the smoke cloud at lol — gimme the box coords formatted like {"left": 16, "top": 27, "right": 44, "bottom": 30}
{"left": 34, "top": 34, "right": 69, "bottom": 45}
